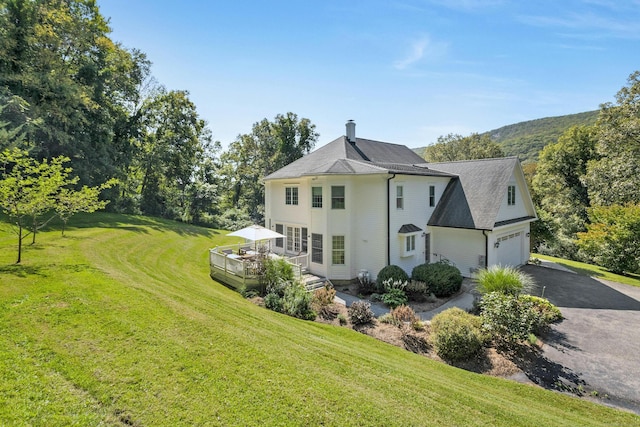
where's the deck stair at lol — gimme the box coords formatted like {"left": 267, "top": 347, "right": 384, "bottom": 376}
{"left": 302, "top": 273, "right": 329, "bottom": 292}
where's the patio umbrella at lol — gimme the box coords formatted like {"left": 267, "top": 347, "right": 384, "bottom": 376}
{"left": 227, "top": 225, "right": 285, "bottom": 250}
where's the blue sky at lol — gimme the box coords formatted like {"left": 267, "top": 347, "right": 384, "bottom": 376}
{"left": 99, "top": 0, "right": 640, "bottom": 149}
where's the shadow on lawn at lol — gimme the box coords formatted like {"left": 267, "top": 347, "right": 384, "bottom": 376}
{"left": 67, "top": 212, "right": 221, "bottom": 238}
{"left": 0, "top": 263, "right": 47, "bottom": 277}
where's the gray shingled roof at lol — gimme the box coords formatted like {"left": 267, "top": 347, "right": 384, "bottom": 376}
{"left": 427, "top": 157, "right": 532, "bottom": 230}
{"left": 398, "top": 224, "right": 423, "bottom": 233}
{"left": 264, "top": 136, "right": 453, "bottom": 180}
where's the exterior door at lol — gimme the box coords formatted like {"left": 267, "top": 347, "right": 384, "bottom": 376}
{"left": 424, "top": 233, "right": 430, "bottom": 263}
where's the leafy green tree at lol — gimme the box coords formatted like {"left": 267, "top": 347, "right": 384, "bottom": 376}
{"left": 0, "top": 0, "right": 150, "bottom": 186}
{"left": 56, "top": 178, "right": 117, "bottom": 235}
{"left": 219, "top": 113, "right": 318, "bottom": 222}
{"left": 532, "top": 125, "right": 598, "bottom": 257}
{"left": 577, "top": 204, "right": 640, "bottom": 274}
{"left": 131, "top": 89, "right": 212, "bottom": 218}
{"left": 0, "top": 149, "right": 68, "bottom": 261}
{"left": 423, "top": 133, "right": 504, "bottom": 162}
{"left": 585, "top": 71, "right": 640, "bottom": 206}
{"left": 0, "top": 148, "right": 115, "bottom": 261}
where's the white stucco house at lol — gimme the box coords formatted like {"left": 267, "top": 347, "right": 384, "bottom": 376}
{"left": 263, "top": 121, "right": 537, "bottom": 282}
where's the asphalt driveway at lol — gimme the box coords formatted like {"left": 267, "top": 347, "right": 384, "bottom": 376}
{"left": 520, "top": 265, "right": 640, "bottom": 414}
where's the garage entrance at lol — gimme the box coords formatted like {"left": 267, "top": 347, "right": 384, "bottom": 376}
{"left": 497, "top": 230, "right": 524, "bottom": 266}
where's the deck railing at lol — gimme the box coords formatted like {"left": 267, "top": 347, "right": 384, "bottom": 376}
{"left": 209, "top": 245, "right": 309, "bottom": 288}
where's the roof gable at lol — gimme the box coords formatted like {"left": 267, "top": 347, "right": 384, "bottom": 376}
{"left": 428, "top": 157, "right": 532, "bottom": 230}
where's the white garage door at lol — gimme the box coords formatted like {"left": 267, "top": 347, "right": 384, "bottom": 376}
{"left": 497, "top": 231, "right": 524, "bottom": 267}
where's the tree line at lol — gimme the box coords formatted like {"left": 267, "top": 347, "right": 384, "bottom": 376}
{"left": 0, "top": 0, "right": 317, "bottom": 238}
{"left": 1, "top": 1, "right": 638, "bottom": 275}
{"left": 422, "top": 73, "right": 640, "bottom": 275}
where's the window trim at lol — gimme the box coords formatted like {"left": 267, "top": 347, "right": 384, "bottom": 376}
{"left": 429, "top": 185, "right": 436, "bottom": 207}
{"left": 396, "top": 185, "right": 404, "bottom": 210}
{"left": 507, "top": 185, "right": 516, "bottom": 206}
{"left": 311, "top": 186, "right": 323, "bottom": 208}
{"left": 331, "top": 186, "right": 345, "bottom": 209}
{"left": 405, "top": 234, "right": 416, "bottom": 252}
{"left": 285, "top": 187, "right": 299, "bottom": 205}
{"left": 331, "top": 235, "right": 345, "bottom": 265}
{"left": 311, "top": 233, "right": 323, "bottom": 264}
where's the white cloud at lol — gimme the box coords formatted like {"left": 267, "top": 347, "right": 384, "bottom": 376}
{"left": 393, "top": 36, "right": 448, "bottom": 70}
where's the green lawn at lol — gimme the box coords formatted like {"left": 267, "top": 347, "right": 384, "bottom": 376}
{"left": 533, "top": 253, "right": 640, "bottom": 288}
{"left": 1, "top": 214, "right": 638, "bottom": 426}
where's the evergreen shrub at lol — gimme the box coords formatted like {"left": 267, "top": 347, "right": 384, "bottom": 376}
{"left": 376, "top": 265, "right": 409, "bottom": 293}
{"left": 412, "top": 261, "right": 463, "bottom": 297}
{"left": 431, "top": 308, "right": 485, "bottom": 361}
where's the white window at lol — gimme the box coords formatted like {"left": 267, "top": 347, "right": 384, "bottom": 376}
{"left": 285, "top": 187, "right": 298, "bottom": 205}
{"left": 286, "top": 226, "right": 302, "bottom": 253}
{"left": 429, "top": 185, "right": 436, "bottom": 207}
{"left": 331, "top": 186, "right": 345, "bottom": 209}
{"left": 332, "top": 235, "right": 345, "bottom": 265}
{"left": 312, "top": 233, "right": 323, "bottom": 264}
{"left": 396, "top": 185, "right": 404, "bottom": 210}
{"left": 406, "top": 235, "right": 416, "bottom": 252}
{"left": 312, "top": 186, "right": 322, "bottom": 208}
{"left": 507, "top": 185, "right": 516, "bottom": 206}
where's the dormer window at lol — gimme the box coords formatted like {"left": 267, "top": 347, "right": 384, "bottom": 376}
{"left": 507, "top": 185, "right": 516, "bottom": 206}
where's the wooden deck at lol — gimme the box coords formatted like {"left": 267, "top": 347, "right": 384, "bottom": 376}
{"left": 209, "top": 244, "right": 324, "bottom": 291}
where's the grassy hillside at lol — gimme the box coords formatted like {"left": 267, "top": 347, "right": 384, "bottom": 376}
{"left": 413, "top": 111, "right": 598, "bottom": 162}
{"left": 1, "top": 214, "right": 638, "bottom": 426}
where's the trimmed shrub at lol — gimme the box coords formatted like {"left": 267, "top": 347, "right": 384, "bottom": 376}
{"left": 376, "top": 265, "right": 409, "bottom": 293}
{"left": 348, "top": 301, "right": 375, "bottom": 326}
{"left": 431, "top": 308, "right": 485, "bottom": 361}
{"left": 381, "top": 288, "right": 408, "bottom": 309}
{"left": 480, "top": 292, "right": 544, "bottom": 344}
{"left": 475, "top": 265, "right": 535, "bottom": 296}
{"left": 519, "top": 295, "right": 563, "bottom": 325}
{"left": 412, "top": 261, "right": 463, "bottom": 297}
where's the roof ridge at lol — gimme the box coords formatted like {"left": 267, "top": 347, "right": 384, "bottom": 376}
{"left": 430, "top": 156, "right": 518, "bottom": 165}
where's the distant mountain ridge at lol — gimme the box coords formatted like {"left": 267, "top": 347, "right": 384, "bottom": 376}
{"left": 413, "top": 110, "right": 599, "bottom": 162}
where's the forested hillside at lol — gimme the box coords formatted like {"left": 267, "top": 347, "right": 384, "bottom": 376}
{"left": 488, "top": 111, "right": 598, "bottom": 162}
{"left": 414, "top": 110, "right": 598, "bottom": 162}
{"left": 0, "top": 0, "right": 316, "bottom": 229}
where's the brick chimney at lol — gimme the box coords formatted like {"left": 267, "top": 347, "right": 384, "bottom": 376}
{"left": 346, "top": 120, "right": 356, "bottom": 144}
